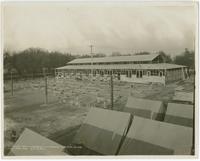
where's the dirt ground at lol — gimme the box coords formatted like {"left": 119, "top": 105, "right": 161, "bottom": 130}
{"left": 3, "top": 75, "right": 195, "bottom": 155}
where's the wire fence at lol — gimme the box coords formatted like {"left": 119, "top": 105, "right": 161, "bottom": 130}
{"left": 4, "top": 72, "right": 55, "bottom": 81}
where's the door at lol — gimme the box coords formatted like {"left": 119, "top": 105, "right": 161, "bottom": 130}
{"left": 136, "top": 70, "right": 143, "bottom": 78}
{"left": 117, "top": 73, "right": 120, "bottom": 80}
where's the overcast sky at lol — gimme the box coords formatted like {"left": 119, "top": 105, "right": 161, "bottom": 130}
{"left": 3, "top": 2, "right": 197, "bottom": 56}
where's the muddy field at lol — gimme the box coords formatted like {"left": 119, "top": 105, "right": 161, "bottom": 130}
{"left": 4, "top": 76, "right": 195, "bottom": 155}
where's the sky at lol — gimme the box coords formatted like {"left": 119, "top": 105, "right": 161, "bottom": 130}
{"left": 3, "top": 2, "right": 197, "bottom": 56}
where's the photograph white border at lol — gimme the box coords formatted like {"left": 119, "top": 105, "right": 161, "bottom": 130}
{"left": 0, "top": 0, "right": 199, "bottom": 160}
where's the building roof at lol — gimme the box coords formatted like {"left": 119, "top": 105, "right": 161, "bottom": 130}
{"left": 125, "top": 97, "right": 163, "bottom": 113}
{"left": 67, "top": 54, "right": 160, "bottom": 64}
{"left": 84, "top": 107, "right": 131, "bottom": 135}
{"left": 119, "top": 116, "right": 193, "bottom": 155}
{"left": 165, "top": 103, "right": 193, "bottom": 119}
{"left": 9, "top": 128, "right": 67, "bottom": 156}
{"left": 56, "top": 63, "right": 186, "bottom": 70}
{"left": 73, "top": 107, "right": 131, "bottom": 155}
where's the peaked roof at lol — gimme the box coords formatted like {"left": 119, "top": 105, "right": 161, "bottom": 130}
{"left": 73, "top": 107, "right": 131, "bottom": 155}
{"left": 166, "top": 103, "right": 193, "bottom": 119}
{"left": 9, "top": 128, "right": 67, "bottom": 156}
{"left": 119, "top": 116, "right": 192, "bottom": 155}
{"left": 126, "top": 97, "right": 163, "bottom": 113}
{"left": 67, "top": 54, "right": 160, "bottom": 64}
{"left": 131, "top": 117, "right": 192, "bottom": 150}
{"left": 56, "top": 63, "right": 186, "bottom": 70}
{"left": 84, "top": 107, "right": 131, "bottom": 135}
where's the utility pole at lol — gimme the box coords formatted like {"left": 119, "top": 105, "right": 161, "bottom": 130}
{"left": 43, "top": 68, "right": 48, "bottom": 105}
{"left": 54, "top": 68, "right": 57, "bottom": 81}
{"left": 89, "top": 45, "right": 94, "bottom": 77}
{"left": 110, "top": 73, "right": 113, "bottom": 110}
{"left": 11, "top": 70, "right": 13, "bottom": 96}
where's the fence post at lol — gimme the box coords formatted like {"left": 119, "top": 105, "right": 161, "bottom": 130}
{"left": 43, "top": 68, "right": 48, "bottom": 105}
{"left": 110, "top": 73, "right": 113, "bottom": 110}
{"left": 54, "top": 68, "right": 57, "bottom": 81}
{"left": 11, "top": 70, "right": 13, "bottom": 96}
{"left": 54, "top": 68, "right": 56, "bottom": 77}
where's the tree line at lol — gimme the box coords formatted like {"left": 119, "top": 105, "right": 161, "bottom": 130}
{"left": 4, "top": 48, "right": 75, "bottom": 75}
{"left": 4, "top": 47, "right": 194, "bottom": 75}
{"left": 173, "top": 48, "right": 195, "bottom": 69}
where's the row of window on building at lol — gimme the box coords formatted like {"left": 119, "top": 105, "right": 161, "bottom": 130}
{"left": 125, "top": 70, "right": 164, "bottom": 78}
{"left": 58, "top": 69, "right": 166, "bottom": 78}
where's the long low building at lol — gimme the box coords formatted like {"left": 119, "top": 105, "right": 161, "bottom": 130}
{"left": 56, "top": 53, "right": 189, "bottom": 84}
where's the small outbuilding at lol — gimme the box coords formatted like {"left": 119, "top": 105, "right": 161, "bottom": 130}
{"left": 72, "top": 107, "right": 131, "bottom": 155}
{"left": 8, "top": 128, "right": 68, "bottom": 156}
{"left": 119, "top": 116, "right": 193, "bottom": 155}
{"left": 164, "top": 103, "right": 193, "bottom": 127}
{"left": 124, "top": 97, "right": 165, "bottom": 121}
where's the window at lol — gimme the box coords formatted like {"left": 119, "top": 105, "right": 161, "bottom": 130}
{"left": 117, "top": 73, "right": 120, "bottom": 80}
{"left": 126, "top": 71, "right": 129, "bottom": 77}
{"left": 121, "top": 70, "right": 125, "bottom": 74}
{"left": 136, "top": 70, "right": 143, "bottom": 78}
{"left": 151, "top": 70, "right": 159, "bottom": 76}
{"left": 151, "top": 70, "right": 154, "bottom": 76}
{"left": 159, "top": 71, "right": 163, "bottom": 77}
{"left": 127, "top": 71, "right": 132, "bottom": 78}
{"left": 132, "top": 70, "right": 136, "bottom": 75}
{"left": 155, "top": 70, "right": 158, "bottom": 75}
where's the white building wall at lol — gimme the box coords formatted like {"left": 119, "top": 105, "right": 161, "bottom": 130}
{"left": 120, "top": 75, "right": 165, "bottom": 84}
